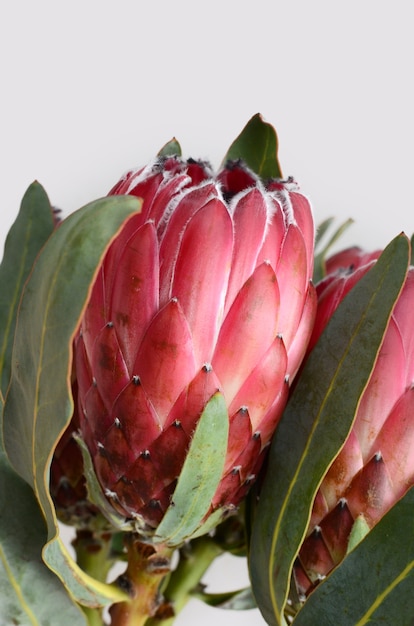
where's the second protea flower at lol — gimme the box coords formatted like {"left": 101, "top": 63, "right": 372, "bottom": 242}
{"left": 74, "top": 155, "right": 316, "bottom": 536}
{"left": 295, "top": 247, "right": 414, "bottom": 596}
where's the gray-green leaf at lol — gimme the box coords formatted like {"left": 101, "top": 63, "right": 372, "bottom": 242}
{"left": 154, "top": 393, "right": 229, "bottom": 547}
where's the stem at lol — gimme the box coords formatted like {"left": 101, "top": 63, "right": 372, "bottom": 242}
{"left": 109, "top": 535, "right": 173, "bottom": 626}
{"left": 146, "top": 536, "right": 223, "bottom": 625}
{"left": 82, "top": 606, "right": 106, "bottom": 626}
{"left": 73, "top": 529, "right": 114, "bottom": 626}
{"left": 74, "top": 529, "right": 114, "bottom": 581}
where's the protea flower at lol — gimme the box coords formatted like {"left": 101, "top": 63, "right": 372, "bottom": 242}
{"left": 295, "top": 247, "right": 414, "bottom": 596}
{"left": 73, "top": 155, "right": 316, "bottom": 535}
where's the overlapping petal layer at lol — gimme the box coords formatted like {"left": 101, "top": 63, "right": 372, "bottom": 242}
{"left": 68, "top": 157, "right": 315, "bottom": 530}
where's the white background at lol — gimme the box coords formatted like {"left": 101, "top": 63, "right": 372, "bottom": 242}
{"left": 1, "top": 2, "right": 414, "bottom": 625}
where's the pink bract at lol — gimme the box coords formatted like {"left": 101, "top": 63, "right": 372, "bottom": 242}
{"left": 75, "top": 156, "right": 316, "bottom": 530}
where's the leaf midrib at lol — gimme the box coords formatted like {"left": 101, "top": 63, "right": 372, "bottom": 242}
{"left": 0, "top": 543, "right": 39, "bottom": 626}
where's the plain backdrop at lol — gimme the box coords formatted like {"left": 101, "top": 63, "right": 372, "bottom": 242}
{"left": 1, "top": 2, "right": 413, "bottom": 625}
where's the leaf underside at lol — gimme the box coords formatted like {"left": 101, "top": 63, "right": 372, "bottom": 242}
{"left": 2, "top": 194, "right": 140, "bottom": 607}
{"left": 154, "top": 392, "right": 229, "bottom": 547}
{"left": 0, "top": 404, "right": 88, "bottom": 624}
{"left": 0, "top": 182, "right": 55, "bottom": 396}
{"left": 0, "top": 184, "right": 87, "bottom": 624}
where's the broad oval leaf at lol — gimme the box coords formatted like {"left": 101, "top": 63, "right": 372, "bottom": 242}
{"left": 0, "top": 400, "right": 87, "bottom": 625}
{"left": 249, "top": 234, "right": 410, "bottom": 625}
{"left": 2, "top": 194, "right": 140, "bottom": 606}
{"left": 154, "top": 392, "right": 229, "bottom": 547}
{"left": 0, "top": 182, "right": 55, "bottom": 395}
{"left": 221, "top": 113, "right": 283, "bottom": 179}
{"left": 292, "top": 487, "right": 414, "bottom": 625}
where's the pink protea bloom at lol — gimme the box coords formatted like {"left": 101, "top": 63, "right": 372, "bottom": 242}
{"left": 75, "top": 156, "right": 316, "bottom": 530}
{"left": 295, "top": 247, "right": 414, "bottom": 595}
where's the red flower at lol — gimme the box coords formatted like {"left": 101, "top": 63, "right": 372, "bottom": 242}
{"left": 74, "top": 157, "right": 316, "bottom": 532}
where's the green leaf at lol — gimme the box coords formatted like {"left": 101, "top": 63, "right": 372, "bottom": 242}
{"left": 346, "top": 514, "right": 370, "bottom": 554}
{"left": 2, "top": 194, "right": 140, "bottom": 607}
{"left": 313, "top": 217, "right": 354, "bottom": 283}
{"left": 249, "top": 234, "right": 410, "bottom": 626}
{"left": 182, "top": 505, "right": 232, "bottom": 542}
{"left": 154, "top": 393, "right": 229, "bottom": 547}
{"left": 193, "top": 587, "right": 256, "bottom": 610}
{"left": 292, "top": 488, "right": 414, "bottom": 625}
{"left": 158, "top": 137, "right": 182, "bottom": 157}
{"left": 0, "top": 400, "right": 87, "bottom": 625}
{"left": 314, "top": 217, "right": 335, "bottom": 248}
{"left": 221, "top": 113, "right": 283, "bottom": 179}
{"left": 43, "top": 539, "right": 127, "bottom": 608}
{"left": 0, "top": 182, "right": 55, "bottom": 395}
